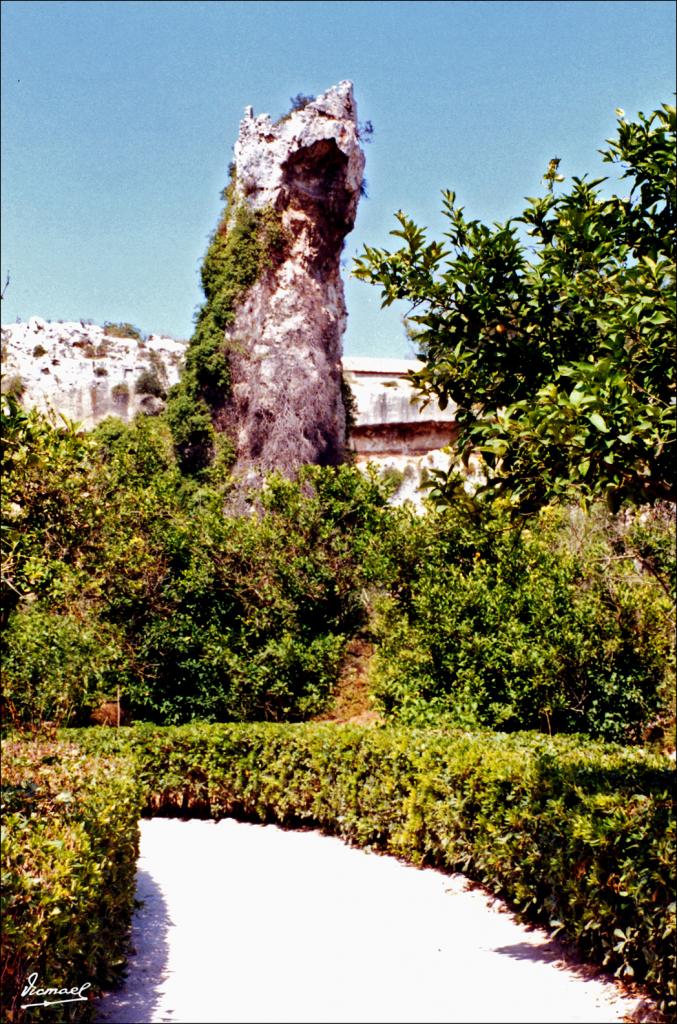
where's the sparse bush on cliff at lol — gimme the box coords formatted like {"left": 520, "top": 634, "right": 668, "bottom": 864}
{"left": 72, "top": 338, "right": 97, "bottom": 358}
{"left": 379, "top": 465, "right": 405, "bottom": 491}
{"left": 1, "top": 374, "right": 25, "bottom": 399}
{"left": 340, "top": 372, "right": 358, "bottom": 454}
{"left": 290, "top": 92, "right": 315, "bottom": 111}
{"left": 357, "top": 118, "right": 374, "bottom": 142}
{"left": 135, "top": 367, "right": 165, "bottom": 398}
{"left": 103, "top": 322, "right": 144, "bottom": 342}
{"left": 273, "top": 93, "right": 316, "bottom": 125}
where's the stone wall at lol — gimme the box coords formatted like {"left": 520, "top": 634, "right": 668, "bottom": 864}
{"left": 343, "top": 356, "right": 457, "bottom": 504}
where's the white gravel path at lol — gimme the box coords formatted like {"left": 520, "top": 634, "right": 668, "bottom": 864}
{"left": 95, "top": 818, "right": 646, "bottom": 1024}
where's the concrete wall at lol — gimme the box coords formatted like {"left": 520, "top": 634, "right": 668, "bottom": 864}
{"left": 343, "top": 356, "right": 457, "bottom": 457}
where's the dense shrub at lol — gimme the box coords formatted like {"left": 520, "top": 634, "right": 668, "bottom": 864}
{"left": 74, "top": 721, "right": 676, "bottom": 1015}
{"left": 1, "top": 738, "right": 142, "bottom": 1022}
{"left": 92, "top": 413, "right": 175, "bottom": 484}
{"left": 0, "top": 396, "right": 101, "bottom": 625}
{"left": 1, "top": 395, "right": 392, "bottom": 726}
{"left": 1, "top": 608, "right": 127, "bottom": 727}
{"left": 2, "top": 391, "right": 673, "bottom": 739}
{"left": 120, "top": 464, "right": 392, "bottom": 723}
{"left": 164, "top": 390, "right": 214, "bottom": 473}
{"left": 370, "top": 500, "right": 675, "bottom": 741}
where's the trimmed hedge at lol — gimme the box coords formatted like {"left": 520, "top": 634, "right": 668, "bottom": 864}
{"left": 3, "top": 725, "right": 673, "bottom": 1019}
{"left": 74, "top": 722, "right": 676, "bottom": 1015}
{"left": 1, "top": 739, "right": 142, "bottom": 1023}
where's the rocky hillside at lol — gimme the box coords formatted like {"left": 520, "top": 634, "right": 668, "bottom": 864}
{"left": 1, "top": 317, "right": 186, "bottom": 427}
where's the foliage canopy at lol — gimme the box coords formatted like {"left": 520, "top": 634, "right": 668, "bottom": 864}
{"left": 354, "top": 104, "right": 676, "bottom": 513}
{"left": 2, "top": 390, "right": 673, "bottom": 740}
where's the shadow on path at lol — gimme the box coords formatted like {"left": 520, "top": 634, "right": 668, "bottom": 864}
{"left": 492, "top": 938, "right": 658, "bottom": 1021}
{"left": 493, "top": 937, "right": 603, "bottom": 978}
{"left": 95, "top": 869, "right": 172, "bottom": 1024}
{"left": 495, "top": 939, "right": 576, "bottom": 965}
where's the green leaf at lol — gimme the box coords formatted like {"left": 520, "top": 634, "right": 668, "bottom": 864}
{"left": 648, "top": 310, "right": 670, "bottom": 324}
{"left": 588, "top": 413, "right": 608, "bottom": 433}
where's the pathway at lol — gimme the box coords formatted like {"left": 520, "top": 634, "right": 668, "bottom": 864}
{"left": 95, "top": 818, "right": 647, "bottom": 1024}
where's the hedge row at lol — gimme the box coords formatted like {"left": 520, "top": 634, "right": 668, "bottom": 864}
{"left": 74, "top": 722, "right": 676, "bottom": 1015}
{"left": 1, "top": 739, "right": 142, "bottom": 1023}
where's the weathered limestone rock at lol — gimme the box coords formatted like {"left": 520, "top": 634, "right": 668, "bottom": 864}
{"left": 0, "top": 318, "right": 185, "bottom": 428}
{"left": 224, "top": 81, "right": 365, "bottom": 485}
{"left": 343, "top": 357, "right": 458, "bottom": 456}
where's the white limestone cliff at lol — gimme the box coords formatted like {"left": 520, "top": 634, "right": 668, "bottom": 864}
{"left": 1, "top": 318, "right": 185, "bottom": 428}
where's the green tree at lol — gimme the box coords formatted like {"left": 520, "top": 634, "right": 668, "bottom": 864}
{"left": 354, "top": 104, "right": 675, "bottom": 513}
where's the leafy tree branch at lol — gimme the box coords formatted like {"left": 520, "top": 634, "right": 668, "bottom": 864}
{"left": 354, "top": 104, "right": 676, "bottom": 513}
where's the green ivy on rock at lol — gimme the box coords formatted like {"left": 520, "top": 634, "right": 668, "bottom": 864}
{"left": 167, "top": 181, "right": 290, "bottom": 475}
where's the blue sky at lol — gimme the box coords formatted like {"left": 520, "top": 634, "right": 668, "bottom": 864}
{"left": 1, "top": 0, "right": 675, "bottom": 358}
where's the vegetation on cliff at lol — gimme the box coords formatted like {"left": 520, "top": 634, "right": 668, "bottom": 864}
{"left": 166, "top": 170, "right": 289, "bottom": 475}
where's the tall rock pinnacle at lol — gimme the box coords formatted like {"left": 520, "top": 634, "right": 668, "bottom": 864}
{"left": 223, "top": 81, "right": 365, "bottom": 487}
